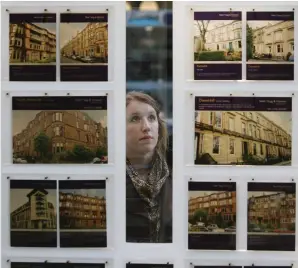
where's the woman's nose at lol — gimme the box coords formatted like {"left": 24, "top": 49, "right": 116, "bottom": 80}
{"left": 141, "top": 118, "right": 151, "bottom": 131}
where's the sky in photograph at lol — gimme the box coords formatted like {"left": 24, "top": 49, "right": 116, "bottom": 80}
{"left": 248, "top": 191, "right": 281, "bottom": 198}
{"left": 60, "top": 189, "right": 106, "bottom": 198}
{"left": 60, "top": 23, "right": 89, "bottom": 49}
{"left": 13, "top": 110, "right": 107, "bottom": 136}
{"left": 34, "top": 23, "right": 56, "bottom": 35}
{"left": 194, "top": 20, "right": 235, "bottom": 33}
{"left": 189, "top": 190, "right": 230, "bottom": 199}
{"left": 260, "top": 111, "right": 292, "bottom": 134}
{"left": 10, "top": 189, "right": 56, "bottom": 212}
{"left": 247, "top": 20, "right": 285, "bottom": 30}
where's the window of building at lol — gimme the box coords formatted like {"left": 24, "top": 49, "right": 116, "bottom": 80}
{"left": 249, "top": 124, "right": 252, "bottom": 136}
{"left": 238, "top": 40, "right": 242, "bottom": 48}
{"left": 257, "top": 129, "right": 260, "bottom": 139}
{"left": 84, "top": 124, "right": 88, "bottom": 131}
{"left": 253, "top": 143, "right": 257, "bottom": 155}
{"left": 229, "top": 117, "right": 234, "bottom": 131}
{"left": 260, "top": 144, "right": 263, "bottom": 155}
{"left": 229, "top": 139, "right": 235, "bottom": 154}
{"left": 242, "top": 122, "right": 246, "bottom": 134}
{"left": 209, "top": 112, "right": 213, "bottom": 125}
{"left": 54, "top": 126, "right": 60, "bottom": 136}
{"left": 215, "top": 111, "right": 222, "bottom": 128}
{"left": 277, "top": 44, "right": 283, "bottom": 53}
{"left": 53, "top": 112, "right": 62, "bottom": 122}
{"left": 253, "top": 125, "right": 256, "bottom": 137}
{"left": 213, "top": 136, "right": 220, "bottom": 154}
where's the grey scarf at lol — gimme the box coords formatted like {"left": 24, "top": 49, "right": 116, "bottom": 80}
{"left": 126, "top": 152, "right": 169, "bottom": 242}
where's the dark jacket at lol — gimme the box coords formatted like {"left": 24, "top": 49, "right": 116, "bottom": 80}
{"left": 126, "top": 172, "right": 172, "bottom": 243}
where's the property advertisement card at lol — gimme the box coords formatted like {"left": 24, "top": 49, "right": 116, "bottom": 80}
{"left": 188, "top": 181, "right": 236, "bottom": 250}
{"left": 247, "top": 11, "right": 294, "bottom": 80}
{"left": 9, "top": 13, "right": 56, "bottom": 81}
{"left": 59, "top": 180, "right": 107, "bottom": 247}
{"left": 195, "top": 266, "right": 241, "bottom": 268}
{"left": 247, "top": 182, "right": 296, "bottom": 251}
{"left": 10, "top": 180, "right": 57, "bottom": 247}
{"left": 193, "top": 11, "right": 242, "bottom": 80}
{"left": 194, "top": 97, "right": 292, "bottom": 166}
{"left": 60, "top": 13, "right": 108, "bottom": 81}
{"left": 12, "top": 96, "right": 108, "bottom": 164}
{"left": 11, "top": 263, "right": 105, "bottom": 268}
{"left": 126, "top": 265, "right": 173, "bottom": 268}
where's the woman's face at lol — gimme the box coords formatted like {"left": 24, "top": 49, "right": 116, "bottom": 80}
{"left": 126, "top": 100, "right": 159, "bottom": 157}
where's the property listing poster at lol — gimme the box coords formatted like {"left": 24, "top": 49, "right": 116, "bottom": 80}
{"left": 11, "top": 263, "right": 105, "bottom": 268}
{"left": 60, "top": 13, "right": 108, "bottom": 81}
{"left": 188, "top": 181, "right": 236, "bottom": 250}
{"left": 247, "top": 182, "right": 296, "bottom": 251}
{"left": 193, "top": 11, "right": 242, "bottom": 80}
{"left": 9, "top": 13, "right": 56, "bottom": 81}
{"left": 194, "top": 97, "right": 292, "bottom": 166}
{"left": 126, "top": 265, "right": 173, "bottom": 268}
{"left": 10, "top": 180, "right": 57, "bottom": 247}
{"left": 12, "top": 96, "right": 108, "bottom": 164}
{"left": 247, "top": 11, "right": 294, "bottom": 80}
{"left": 59, "top": 180, "right": 107, "bottom": 247}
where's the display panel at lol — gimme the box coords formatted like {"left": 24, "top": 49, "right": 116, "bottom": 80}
{"left": 247, "top": 182, "right": 296, "bottom": 251}
{"left": 59, "top": 180, "right": 107, "bottom": 247}
{"left": 246, "top": 11, "right": 294, "bottom": 80}
{"left": 194, "top": 96, "right": 292, "bottom": 166}
{"left": 60, "top": 13, "right": 108, "bottom": 81}
{"left": 11, "top": 262, "right": 105, "bottom": 268}
{"left": 188, "top": 181, "right": 236, "bottom": 250}
{"left": 193, "top": 11, "right": 242, "bottom": 80}
{"left": 126, "top": 264, "right": 173, "bottom": 268}
{"left": 12, "top": 96, "right": 108, "bottom": 164}
{"left": 10, "top": 180, "right": 57, "bottom": 247}
{"left": 126, "top": 8, "right": 173, "bottom": 244}
{"left": 9, "top": 13, "right": 56, "bottom": 81}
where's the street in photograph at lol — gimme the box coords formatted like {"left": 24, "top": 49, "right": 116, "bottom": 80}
{"left": 12, "top": 96, "right": 108, "bottom": 164}
{"left": 60, "top": 13, "right": 108, "bottom": 81}
{"left": 194, "top": 97, "right": 292, "bottom": 166}
{"left": 59, "top": 180, "right": 107, "bottom": 247}
{"left": 246, "top": 11, "right": 294, "bottom": 80}
{"left": 247, "top": 182, "right": 296, "bottom": 251}
{"left": 10, "top": 180, "right": 57, "bottom": 247}
{"left": 188, "top": 181, "right": 236, "bottom": 250}
{"left": 193, "top": 11, "right": 242, "bottom": 80}
{"left": 9, "top": 13, "right": 56, "bottom": 81}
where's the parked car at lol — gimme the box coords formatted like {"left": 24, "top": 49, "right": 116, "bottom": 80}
{"left": 225, "top": 226, "right": 236, "bottom": 232}
{"left": 207, "top": 224, "right": 219, "bottom": 231}
{"left": 197, "top": 227, "right": 209, "bottom": 232}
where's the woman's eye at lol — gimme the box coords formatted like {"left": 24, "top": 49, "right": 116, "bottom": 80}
{"left": 131, "top": 116, "right": 139, "bottom": 122}
{"left": 149, "top": 114, "right": 156, "bottom": 121}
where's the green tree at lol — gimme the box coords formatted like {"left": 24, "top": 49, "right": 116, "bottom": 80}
{"left": 34, "top": 132, "right": 51, "bottom": 158}
{"left": 96, "top": 146, "right": 107, "bottom": 158}
{"left": 246, "top": 24, "right": 254, "bottom": 60}
{"left": 215, "top": 213, "right": 225, "bottom": 228}
{"left": 193, "top": 209, "right": 208, "bottom": 224}
{"left": 72, "top": 144, "right": 95, "bottom": 162}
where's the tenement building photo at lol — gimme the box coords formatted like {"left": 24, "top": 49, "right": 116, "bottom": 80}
{"left": 194, "top": 111, "right": 291, "bottom": 165}
{"left": 9, "top": 23, "right": 56, "bottom": 64}
{"left": 188, "top": 191, "right": 237, "bottom": 227}
{"left": 59, "top": 192, "right": 106, "bottom": 229}
{"left": 13, "top": 110, "right": 108, "bottom": 163}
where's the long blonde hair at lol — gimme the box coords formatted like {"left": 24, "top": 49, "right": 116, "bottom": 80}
{"left": 126, "top": 91, "right": 168, "bottom": 156}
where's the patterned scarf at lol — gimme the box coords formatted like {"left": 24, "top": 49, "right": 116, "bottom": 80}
{"left": 126, "top": 152, "right": 169, "bottom": 242}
